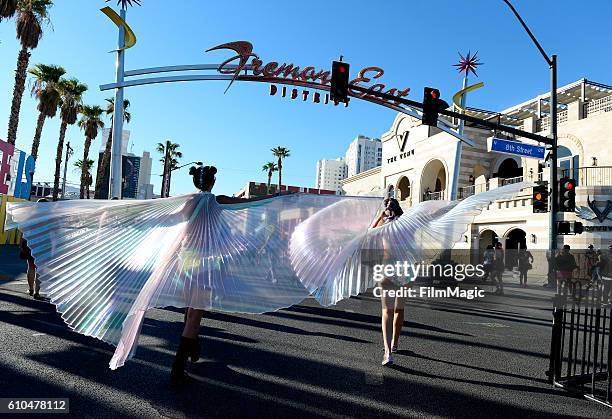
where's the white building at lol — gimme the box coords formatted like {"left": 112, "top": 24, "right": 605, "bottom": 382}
{"left": 315, "top": 157, "right": 347, "bottom": 194}
{"left": 137, "top": 151, "right": 154, "bottom": 200}
{"left": 341, "top": 78, "right": 612, "bottom": 275}
{"left": 344, "top": 135, "right": 382, "bottom": 177}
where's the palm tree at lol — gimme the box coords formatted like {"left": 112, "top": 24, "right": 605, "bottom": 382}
{"left": 28, "top": 64, "right": 65, "bottom": 164}
{"left": 78, "top": 105, "right": 104, "bottom": 199}
{"left": 52, "top": 78, "right": 87, "bottom": 201}
{"left": 74, "top": 158, "right": 94, "bottom": 199}
{"left": 271, "top": 146, "right": 290, "bottom": 193}
{"left": 94, "top": 97, "right": 131, "bottom": 199}
{"left": 6, "top": 0, "right": 53, "bottom": 145}
{"left": 262, "top": 162, "right": 278, "bottom": 194}
{"left": 156, "top": 140, "right": 182, "bottom": 197}
{"left": 0, "top": 0, "right": 18, "bottom": 19}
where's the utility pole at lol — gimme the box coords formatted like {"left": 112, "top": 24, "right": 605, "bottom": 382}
{"left": 110, "top": 5, "right": 127, "bottom": 200}
{"left": 61, "top": 142, "right": 73, "bottom": 200}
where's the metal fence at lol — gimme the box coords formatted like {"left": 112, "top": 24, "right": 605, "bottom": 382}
{"left": 562, "top": 166, "right": 612, "bottom": 187}
{"left": 549, "top": 279, "right": 611, "bottom": 408}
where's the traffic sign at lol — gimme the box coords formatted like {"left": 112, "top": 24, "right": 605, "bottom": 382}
{"left": 487, "top": 137, "right": 545, "bottom": 159}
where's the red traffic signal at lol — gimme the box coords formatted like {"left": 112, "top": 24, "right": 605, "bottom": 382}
{"left": 559, "top": 178, "right": 576, "bottom": 212}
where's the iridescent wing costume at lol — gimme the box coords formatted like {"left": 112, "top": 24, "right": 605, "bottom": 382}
{"left": 5, "top": 182, "right": 533, "bottom": 368}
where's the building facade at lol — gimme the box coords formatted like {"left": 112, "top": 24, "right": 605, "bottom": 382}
{"left": 315, "top": 157, "right": 347, "bottom": 194}
{"left": 235, "top": 181, "right": 336, "bottom": 199}
{"left": 344, "top": 135, "right": 383, "bottom": 177}
{"left": 341, "top": 78, "right": 612, "bottom": 274}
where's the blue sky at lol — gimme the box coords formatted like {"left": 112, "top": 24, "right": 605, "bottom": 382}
{"left": 0, "top": 0, "right": 611, "bottom": 196}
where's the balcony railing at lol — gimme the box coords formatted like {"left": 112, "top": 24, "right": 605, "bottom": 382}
{"left": 562, "top": 166, "right": 612, "bottom": 186}
{"left": 458, "top": 183, "right": 488, "bottom": 199}
{"left": 422, "top": 191, "right": 444, "bottom": 201}
{"left": 584, "top": 95, "right": 612, "bottom": 118}
{"left": 501, "top": 176, "right": 524, "bottom": 186}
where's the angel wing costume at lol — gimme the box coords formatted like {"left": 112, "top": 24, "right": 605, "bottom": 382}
{"left": 5, "top": 182, "right": 533, "bottom": 368}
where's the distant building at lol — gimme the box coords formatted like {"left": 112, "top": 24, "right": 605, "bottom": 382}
{"left": 315, "top": 157, "right": 347, "bottom": 194}
{"left": 235, "top": 182, "right": 336, "bottom": 199}
{"left": 344, "top": 135, "right": 382, "bottom": 177}
{"left": 96, "top": 129, "right": 155, "bottom": 199}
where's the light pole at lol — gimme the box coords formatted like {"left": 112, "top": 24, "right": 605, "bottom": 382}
{"left": 502, "top": 0, "right": 558, "bottom": 253}
{"left": 160, "top": 161, "right": 202, "bottom": 197}
{"left": 110, "top": 5, "right": 127, "bottom": 200}
{"left": 61, "top": 142, "right": 74, "bottom": 200}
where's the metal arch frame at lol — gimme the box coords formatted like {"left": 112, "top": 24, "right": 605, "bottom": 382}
{"left": 99, "top": 64, "right": 475, "bottom": 147}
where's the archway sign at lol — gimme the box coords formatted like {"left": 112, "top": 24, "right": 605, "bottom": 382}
{"left": 99, "top": 11, "right": 475, "bottom": 198}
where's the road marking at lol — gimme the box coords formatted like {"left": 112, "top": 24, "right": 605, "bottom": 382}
{"left": 32, "top": 333, "right": 46, "bottom": 336}
{"left": 465, "top": 322, "right": 510, "bottom": 328}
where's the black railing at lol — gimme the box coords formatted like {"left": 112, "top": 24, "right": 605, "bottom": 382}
{"left": 458, "top": 183, "right": 488, "bottom": 199}
{"left": 422, "top": 191, "right": 444, "bottom": 201}
{"left": 549, "top": 279, "right": 611, "bottom": 407}
{"left": 562, "top": 166, "right": 612, "bottom": 186}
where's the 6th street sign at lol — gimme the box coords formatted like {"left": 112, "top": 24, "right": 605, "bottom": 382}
{"left": 487, "top": 137, "right": 546, "bottom": 159}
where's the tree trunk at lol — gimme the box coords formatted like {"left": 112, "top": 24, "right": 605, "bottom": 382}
{"left": 80, "top": 136, "right": 92, "bottom": 199}
{"left": 277, "top": 157, "right": 282, "bottom": 193}
{"left": 29, "top": 111, "right": 46, "bottom": 188}
{"left": 94, "top": 125, "right": 113, "bottom": 199}
{"left": 7, "top": 46, "right": 31, "bottom": 145}
{"left": 52, "top": 121, "right": 68, "bottom": 201}
{"left": 267, "top": 172, "right": 272, "bottom": 194}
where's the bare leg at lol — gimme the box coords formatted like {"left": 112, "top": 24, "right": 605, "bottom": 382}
{"left": 391, "top": 309, "right": 404, "bottom": 349}
{"left": 26, "top": 261, "right": 36, "bottom": 295}
{"left": 381, "top": 309, "right": 394, "bottom": 354}
{"left": 182, "top": 308, "right": 204, "bottom": 339}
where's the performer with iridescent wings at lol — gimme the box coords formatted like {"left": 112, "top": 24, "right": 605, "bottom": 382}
{"left": 5, "top": 166, "right": 534, "bottom": 380}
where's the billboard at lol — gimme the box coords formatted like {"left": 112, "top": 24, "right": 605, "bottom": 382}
{"left": 0, "top": 139, "right": 35, "bottom": 200}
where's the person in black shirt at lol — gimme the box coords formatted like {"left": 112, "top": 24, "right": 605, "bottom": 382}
{"left": 555, "top": 245, "right": 578, "bottom": 294}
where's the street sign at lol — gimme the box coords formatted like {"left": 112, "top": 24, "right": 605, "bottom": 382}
{"left": 487, "top": 137, "right": 545, "bottom": 159}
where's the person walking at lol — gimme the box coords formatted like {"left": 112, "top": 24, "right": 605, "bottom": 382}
{"left": 555, "top": 245, "right": 578, "bottom": 295}
{"left": 371, "top": 198, "right": 406, "bottom": 366}
{"left": 492, "top": 242, "right": 505, "bottom": 295}
{"left": 599, "top": 245, "right": 612, "bottom": 304}
{"left": 482, "top": 244, "right": 495, "bottom": 281}
{"left": 517, "top": 246, "right": 534, "bottom": 288}
{"left": 585, "top": 244, "right": 598, "bottom": 282}
{"left": 19, "top": 198, "right": 48, "bottom": 300}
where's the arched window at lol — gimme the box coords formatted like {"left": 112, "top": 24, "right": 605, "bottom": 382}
{"left": 387, "top": 184, "right": 395, "bottom": 199}
{"left": 397, "top": 177, "right": 410, "bottom": 201}
{"left": 557, "top": 146, "right": 579, "bottom": 182}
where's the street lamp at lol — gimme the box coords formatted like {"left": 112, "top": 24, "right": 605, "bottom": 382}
{"left": 160, "top": 161, "right": 202, "bottom": 197}
{"left": 502, "top": 0, "right": 558, "bottom": 253}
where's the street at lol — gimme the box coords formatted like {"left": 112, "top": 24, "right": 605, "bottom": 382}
{"left": 0, "top": 244, "right": 609, "bottom": 418}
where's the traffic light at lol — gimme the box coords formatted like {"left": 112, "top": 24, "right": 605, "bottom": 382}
{"left": 557, "top": 221, "right": 584, "bottom": 235}
{"left": 422, "top": 87, "right": 449, "bottom": 126}
{"left": 330, "top": 61, "right": 350, "bottom": 104}
{"left": 559, "top": 178, "right": 576, "bottom": 212}
{"left": 557, "top": 221, "right": 571, "bottom": 235}
{"left": 532, "top": 182, "right": 548, "bottom": 213}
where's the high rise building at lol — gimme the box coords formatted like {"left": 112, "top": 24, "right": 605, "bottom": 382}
{"left": 344, "top": 135, "right": 382, "bottom": 177}
{"left": 315, "top": 157, "right": 347, "bottom": 194}
{"left": 96, "top": 129, "right": 155, "bottom": 199}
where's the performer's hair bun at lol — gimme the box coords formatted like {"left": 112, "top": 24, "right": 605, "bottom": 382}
{"left": 190, "top": 165, "right": 217, "bottom": 191}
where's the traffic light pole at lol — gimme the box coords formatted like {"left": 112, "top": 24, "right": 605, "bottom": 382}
{"left": 350, "top": 85, "right": 553, "bottom": 146}
{"left": 549, "top": 55, "right": 558, "bottom": 253}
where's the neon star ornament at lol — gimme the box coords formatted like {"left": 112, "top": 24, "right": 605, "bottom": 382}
{"left": 453, "top": 51, "right": 483, "bottom": 77}
{"left": 106, "top": 0, "right": 141, "bottom": 8}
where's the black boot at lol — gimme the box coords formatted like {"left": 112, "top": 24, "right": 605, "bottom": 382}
{"left": 170, "top": 337, "right": 199, "bottom": 385}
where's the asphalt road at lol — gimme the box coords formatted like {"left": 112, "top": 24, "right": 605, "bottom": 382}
{"left": 0, "top": 245, "right": 609, "bottom": 418}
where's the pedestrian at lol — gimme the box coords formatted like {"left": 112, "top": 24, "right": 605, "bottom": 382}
{"left": 371, "top": 197, "right": 406, "bottom": 366}
{"left": 492, "top": 242, "right": 505, "bottom": 295}
{"left": 517, "top": 246, "right": 534, "bottom": 288}
{"left": 599, "top": 245, "right": 612, "bottom": 304}
{"left": 482, "top": 244, "right": 495, "bottom": 281}
{"left": 19, "top": 198, "right": 48, "bottom": 300}
{"left": 555, "top": 245, "right": 578, "bottom": 295}
{"left": 585, "top": 244, "right": 598, "bottom": 281}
